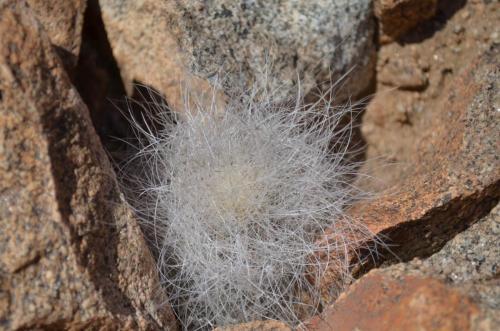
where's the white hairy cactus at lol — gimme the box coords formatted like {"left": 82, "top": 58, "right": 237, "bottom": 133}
{"left": 122, "top": 86, "right": 375, "bottom": 330}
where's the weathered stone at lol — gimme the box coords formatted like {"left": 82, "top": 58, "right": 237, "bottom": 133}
{"left": 307, "top": 273, "right": 484, "bottom": 331}
{"left": 27, "top": 0, "right": 87, "bottom": 68}
{"left": 318, "top": 43, "right": 499, "bottom": 292}
{"left": 360, "top": 43, "right": 499, "bottom": 260}
{"left": 375, "top": 0, "right": 438, "bottom": 43}
{"left": 99, "top": 0, "right": 375, "bottom": 111}
{"left": 0, "top": 2, "right": 177, "bottom": 330}
{"left": 98, "top": 0, "right": 219, "bottom": 113}
{"left": 377, "top": 49, "right": 428, "bottom": 90}
{"left": 307, "top": 203, "right": 500, "bottom": 331}
{"left": 392, "top": 202, "right": 500, "bottom": 311}
{"left": 362, "top": 0, "right": 497, "bottom": 190}
{"left": 214, "top": 320, "right": 291, "bottom": 331}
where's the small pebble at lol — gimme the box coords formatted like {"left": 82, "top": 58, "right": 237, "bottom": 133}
{"left": 453, "top": 25, "right": 465, "bottom": 34}
{"left": 490, "top": 31, "right": 499, "bottom": 43}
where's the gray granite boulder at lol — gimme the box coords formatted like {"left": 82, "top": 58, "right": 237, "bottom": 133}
{"left": 100, "top": 0, "right": 376, "bottom": 110}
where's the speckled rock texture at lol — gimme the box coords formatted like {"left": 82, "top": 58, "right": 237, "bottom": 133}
{"left": 318, "top": 42, "right": 499, "bottom": 293}
{"left": 362, "top": 43, "right": 499, "bottom": 258}
{"left": 0, "top": 2, "right": 177, "bottom": 330}
{"left": 214, "top": 320, "right": 292, "bottom": 331}
{"left": 98, "top": 0, "right": 218, "bottom": 113}
{"left": 0, "top": 0, "right": 498, "bottom": 330}
{"left": 27, "top": 0, "right": 87, "bottom": 68}
{"left": 99, "top": 0, "right": 376, "bottom": 111}
{"left": 306, "top": 203, "right": 499, "bottom": 331}
{"left": 391, "top": 202, "right": 500, "bottom": 311}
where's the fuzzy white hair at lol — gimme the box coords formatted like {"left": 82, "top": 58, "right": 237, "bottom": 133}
{"left": 121, "top": 85, "right": 375, "bottom": 330}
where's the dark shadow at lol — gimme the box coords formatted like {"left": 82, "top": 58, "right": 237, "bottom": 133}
{"left": 63, "top": 0, "right": 141, "bottom": 319}
{"left": 397, "top": 0, "right": 467, "bottom": 45}
{"left": 73, "top": 0, "right": 128, "bottom": 152}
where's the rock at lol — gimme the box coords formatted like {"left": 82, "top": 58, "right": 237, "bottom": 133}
{"left": 416, "top": 203, "right": 499, "bottom": 280}
{"left": 27, "top": 0, "right": 87, "bottom": 69}
{"left": 360, "top": 43, "right": 499, "bottom": 261}
{"left": 214, "top": 320, "right": 291, "bottom": 331}
{"left": 375, "top": 0, "right": 438, "bottom": 43}
{"left": 306, "top": 203, "right": 500, "bottom": 331}
{"left": 377, "top": 47, "right": 428, "bottom": 90}
{"left": 0, "top": 2, "right": 177, "bottom": 330}
{"left": 395, "top": 202, "right": 500, "bottom": 310}
{"left": 98, "top": 0, "right": 219, "bottom": 113}
{"left": 318, "top": 43, "right": 499, "bottom": 292}
{"left": 99, "top": 0, "right": 376, "bottom": 111}
{"left": 307, "top": 273, "right": 486, "bottom": 331}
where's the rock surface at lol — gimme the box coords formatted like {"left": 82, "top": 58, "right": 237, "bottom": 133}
{"left": 374, "top": 0, "right": 438, "bottom": 43}
{"left": 360, "top": 42, "right": 499, "bottom": 260}
{"left": 308, "top": 273, "right": 486, "bottom": 331}
{"left": 214, "top": 320, "right": 291, "bottom": 331}
{"left": 98, "top": 0, "right": 222, "bottom": 113}
{"left": 27, "top": 0, "right": 87, "bottom": 68}
{"left": 306, "top": 203, "right": 499, "bottom": 331}
{"left": 99, "top": 0, "right": 376, "bottom": 111}
{"left": 0, "top": 2, "right": 177, "bottom": 330}
{"left": 390, "top": 203, "right": 500, "bottom": 311}
{"left": 310, "top": 0, "right": 500, "bottom": 324}
{"left": 320, "top": 24, "right": 499, "bottom": 294}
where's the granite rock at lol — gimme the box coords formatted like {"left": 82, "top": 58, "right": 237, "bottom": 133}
{"left": 318, "top": 43, "right": 499, "bottom": 292}
{"left": 27, "top": 0, "right": 87, "bottom": 68}
{"left": 306, "top": 203, "right": 500, "bottom": 331}
{"left": 99, "top": 0, "right": 376, "bottom": 111}
{"left": 0, "top": 2, "right": 177, "bottom": 329}
{"left": 394, "top": 202, "right": 500, "bottom": 310}
{"left": 214, "top": 320, "right": 291, "bottom": 331}
{"left": 306, "top": 272, "right": 488, "bottom": 331}
{"left": 98, "top": 0, "right": 222, "bottom": 113}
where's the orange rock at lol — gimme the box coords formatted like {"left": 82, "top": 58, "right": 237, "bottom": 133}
{"left": 319, "top": 44, "right": 499, "bottom": 292}
{"left": 215, "top": 320, "right": 291, "bottom": 331}
{"left": 306, "top": 271, "right": 482, "bottom": 331}
{"left": 375, "top": 0, "right": 438, "bottom": 43}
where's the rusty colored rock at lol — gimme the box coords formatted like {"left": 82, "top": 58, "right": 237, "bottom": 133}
{"left": 27, "top": 0, "right": 87, "bottom": 68}
{"left": 375, "top": 0, "right": 438, "bottom": 43}
{"left": 307, "top": 203, "right": 500, "bottom": 331}
{"left": 214, "top": 320, "right": 292, "bottom": 331}
{"left": 318, "top": 42, "right": 499, "bottom": 293}
{"left": 306, "top": 272, "right": 483, "bottom": 331}
{"left": 0, "top": 2, "right": 177, "bottom": 330}
{"left": 377, "top": 50, "right": 428, "bottom": 90}
{"left": 359, "top": 43, "right": 499, "bottom": 261}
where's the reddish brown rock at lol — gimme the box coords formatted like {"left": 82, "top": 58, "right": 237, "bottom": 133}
{"left": 27, "top": 0, "right": 87, "bottom": 68}
{"left": 319, "top": 42, "right": 499, "bottom": 292}
{"left": 214, "top": 320, "right": 291, "bottom": 331}
{"left": 307, "top": 272, "right": 483, "bottom": 331}
{"left": 358, "top": 43, "right": 499, "bottom": 261}
{"left": 0, "top": 2, "right": 177, "bottom": 330}
{"left": 307, "top": 203, "right": 499, "bottom": 331}
{"left": 377, "top": 48, "right": 428, "bottom": 90}
{"left": 375, "top": 0, "right": 438, "bottom": 43}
